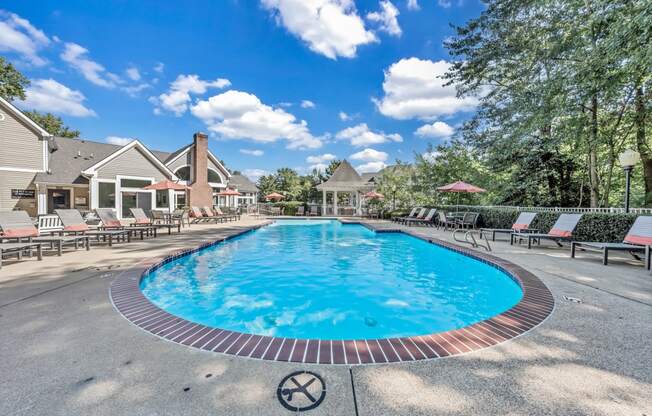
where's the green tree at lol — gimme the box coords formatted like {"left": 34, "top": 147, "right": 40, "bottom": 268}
{"left": 256, "top": 174, "right": 277, "bottom": 200}
{"left": 0, "top": 57, "right": 29, "bottom": 101}
{"left": 23, "top": 111, "right": 80, "bottom": 138}
{"left": 325, "top": 160, "right": 342, "bottom": 178}
{"left": 376, "top": 162, "right": 412, "bottom": 211}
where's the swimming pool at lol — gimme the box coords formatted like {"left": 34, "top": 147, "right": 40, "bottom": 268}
{"left": 141, "top": 220, "right": 523, "bottom": 340}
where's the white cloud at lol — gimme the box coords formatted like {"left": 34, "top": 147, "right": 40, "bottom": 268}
{"left": 150, "top": 74, "right": 231, "bottom": 116}
{"left": 240, "top": 149, "right": 265, "bottom": 156}
{"left": 153, "top": 62, "right": 165, "bottom": 73}
{"left": 305, "top": 153, "right": 336, "bottom": 172}
{"left": 0, "top": 11, "right": 50, "bottom": 66}
{"left": 60, "top": 42, "right": 122, "bottom": 88}
{"left": 415, "top": 121, "right": 455, "bottom": 138}
{"left": 106, "top": 136, "right": 135, "bottom": 146}
{"left": 407, "top": 0, "right": 420, "bottom": 10}
{"left": 356, "top": 161, "right": 386, "bottom": 173}
{"left": 125, "top": 66, "right": 141, "bottom": 81}
{"left": 339, "top": 111, "right": 351, "bottom": 121}
{"left": 20, "top": 78, "right": 96, "bottom": 117}
{"left": 374, "top": 57, "right": 477, "bottom": 120}
{"left": 335, "top": 123, "right": 402, "bottom": 146}
{"left": 191, "top": 90, "right": 323, "bottom": 150}
{"left": 349, "top": 148, "right": 388, "bottom": 162}
{"left": 122, "top": 83, "right": 150, "bottom": 97}
{"left": 261, "top": 0, "right": 377, "bottom": 59}
{"left": 366, "top": 1, "right": 401, "bottom": 37}
{"left": 438, "top": 0, "right": 452, "bottom": 7}
{"left": 306, "top": 153, "right": 336, "bottom": 164}
{"left": 300, "top": 99, "right": 316, "bottom": 108}
{"left": 243, "top": 168, "right": 268, "bottom": 181}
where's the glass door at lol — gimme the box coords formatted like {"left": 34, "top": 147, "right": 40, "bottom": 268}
{"left": 121, "top": 192, "right": 152, "bottom": 217}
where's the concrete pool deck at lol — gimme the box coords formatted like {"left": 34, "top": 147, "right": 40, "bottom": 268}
{"left": 1, "top": 217, "right": 650, "bottom": 415}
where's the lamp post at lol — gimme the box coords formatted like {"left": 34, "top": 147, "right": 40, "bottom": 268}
{"left": 618, "top": 149, "right": 641, "bottom": 213}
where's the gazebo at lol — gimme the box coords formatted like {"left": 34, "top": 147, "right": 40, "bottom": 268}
{"left": 316, "top": 160, "right": 375, "bottom": 216}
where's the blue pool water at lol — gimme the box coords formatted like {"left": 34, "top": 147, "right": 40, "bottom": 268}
{"left": 141, "top": 220, "right": 522, "bottom": 339}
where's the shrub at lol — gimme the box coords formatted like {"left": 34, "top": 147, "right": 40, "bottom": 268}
{"left": 433, "top": 206, "right": 639, "bottom": 243}
{"left": 272, "top": 200, "right": 305, "bottom": 215}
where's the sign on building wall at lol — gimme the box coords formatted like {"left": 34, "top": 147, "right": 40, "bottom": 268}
{"left": 11, "top": 189, "right": 35, "bottom": 199}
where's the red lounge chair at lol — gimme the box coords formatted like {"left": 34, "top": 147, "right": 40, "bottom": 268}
{"left": 55, "top": 209, "right": 131, "bottom": 246}
{"left": 511, "top": 214, "right": 583, "bottom": 249}
{"left": 571, "top": 215, "right": 652, "bottom": 265}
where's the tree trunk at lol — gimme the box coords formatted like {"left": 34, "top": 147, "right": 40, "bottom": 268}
{"left": 635, "top": 87, "right": 652, "bottom": 206}
{"left": 588, "top": 95, "right": 600, "bottom": 207}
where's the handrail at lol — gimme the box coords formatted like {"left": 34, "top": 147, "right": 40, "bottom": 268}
{"left": 453, "top": 229, "right": 492, "bottom": 252}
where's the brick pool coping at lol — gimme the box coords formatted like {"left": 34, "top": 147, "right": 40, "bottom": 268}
{"left": 109, "top": 220, "right": 554, "bottom": 365}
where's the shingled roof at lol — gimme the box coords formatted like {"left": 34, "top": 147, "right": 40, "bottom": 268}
{"left": 228, "top": 173, "right": 259, "bottom": 193}
{"left": 316, "top": 160, "right": 374, "bottom": 190}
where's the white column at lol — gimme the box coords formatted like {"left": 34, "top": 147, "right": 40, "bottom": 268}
{"left": 167, "top": 189, "right": 175, "bottom": 214}
{"left": 36, "top": 184, "right": 47, "bottom": 215}
{"left": 356, "top": 191, "right": 362, "bottom": 216}
{"left": 333, "top": 190, "right": 338, "bottom": 216}
{"left": 89, "top": 176, "right": 99, "bottom": 210}
{"left": 322, "top": 189, "right": 327, "bottom": 216}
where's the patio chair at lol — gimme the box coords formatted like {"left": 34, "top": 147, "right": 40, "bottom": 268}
{"left": 172, "top": 209, "right": 191, "bottom": 227}
{"left": 393, "top": 207, "right": 420, "bottom": 223}
{"left": 511, "top": 213, "right": 583, "bottom": 249}
{"left": 296, "top": 206, "right": 305, "bottom": 216}
{"left": 571, "top": 215, "right": 652, "bottom": 265}
{"left": 405, "top": 208, "right": 437, "bottom": 227}
{"left": 479, "top": 212, "right": 538, "bottom": 241}
{"left": 204, "top": 206, "right": 235, "bottom": 222}
{"left": 0, "top": 211, "right": 90, "bottom": 256}
{"left": 454, "top": 212, "right": 480, "bottom": 229}
{"left": 309, "top": 206, "right": 319, "bottom": 216}
{"left": 1, "top": 241, "right": 43, "bottom": 269}
{"left": 56, "top": 209, "right": 131, "bottom": 246}
{"left": 398, "top": 208, "right": 426, "bottom": 225}
{"left": 95, "top": 208, "right": 155, "bottom": 240}
{"left": 130, "top": 208, "right": 181, "bottom": 235}
{"left": 271, "top": 207, "right": 282, "bottom": 216}
{"left": 437, "top": 211, "right": 457, "bottom": 230}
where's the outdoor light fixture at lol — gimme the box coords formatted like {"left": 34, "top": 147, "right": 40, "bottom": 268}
{"left": 618, "top": 149, "right": 641, "bottom": 213}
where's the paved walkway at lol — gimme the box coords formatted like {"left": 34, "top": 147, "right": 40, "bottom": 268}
{"left": 1, "top": 217, "right": 650, "bottom": 415}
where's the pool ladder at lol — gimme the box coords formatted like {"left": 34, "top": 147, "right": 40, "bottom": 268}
{"left": 452, "top": 229, "right": 492, "bottom": 252}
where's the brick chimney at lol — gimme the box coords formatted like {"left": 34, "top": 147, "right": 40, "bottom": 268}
{"left": 188, "top": 132, "right": 214, "bottom": 207}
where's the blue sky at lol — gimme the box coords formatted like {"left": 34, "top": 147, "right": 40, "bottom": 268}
{"left": 2, "top": 0, "right": 483, "bottom": 181}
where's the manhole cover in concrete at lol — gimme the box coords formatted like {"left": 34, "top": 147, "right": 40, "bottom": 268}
{"left": 277, "top": 371, "right": 326, "bottom": 412}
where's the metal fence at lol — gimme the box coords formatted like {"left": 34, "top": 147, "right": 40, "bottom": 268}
{"left": 435, "top": 204, "right": 652, "bottom": 214}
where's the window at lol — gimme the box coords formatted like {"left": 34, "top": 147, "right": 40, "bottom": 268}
{"left": 208, "top": 169, "right": 222, "bottom": 183}
{"left": 156, "top": 190, "right": 169, "bottom": 208}
{"left": 175, "top": 166, "right": 190, "bottom": 181}
{"left": 98, "top": 182, "right": 115, "bottom": 208}
{"left": 120, "top": 178, "right": 152, "bottom": 188}
{"left": 175, "top": 192, "right": 186, "bottom": 209}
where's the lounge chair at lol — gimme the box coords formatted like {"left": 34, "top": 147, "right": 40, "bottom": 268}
{"left": 56, "top": 209, "right": 131, "bottom": 246}
{"left": 479, "top": 212, "right": 538, "bottom": 241}
{"left": 511, "top": 213, "right": 583, "bottom": 249}
{"left": 0, "top": 211, "right": 90, "bottom": 255}
{"left": 309, "top": 206, "right": 319, "bottom": 216}
{"left": 213, "top": 206, "right": 239, "bottom": 221}
{"left": 398, "top": 208, "right": 426, "bottom": 225}
{"left": 405, "top": 208, "right": 437, "bottom": 227}
{"left": 171, "top": 209, "right": 191, "bottom": 227}
{"left": 571, "top": 215, "right": 652, "bottom": 265}
{"left": 130, "top": 208, "right": 181, "bottom": 235}
{"left": 296, "top": 206, "right": 305, "bottom": 216}
{"left": 190, "top": 206, "right": 224, "bottom": 223}
{"left": 96, "top": 208, "right": 155, "bottom": 239}
{"left": 0, "top": 241, "right": 43, "bottom": 269}
{"left": 394, "top": 208, "right": 420, "bottom": 223}
{"left": 204, "top": 206, "right": 236, "bottom": 222}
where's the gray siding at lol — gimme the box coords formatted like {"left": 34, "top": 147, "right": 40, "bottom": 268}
{"left": 96, "top": 147, "right": 169, "bottom": 181}
{"left": 0, "top": 171, "right": 37, "bottom": 215}
{"left": 167, "top": 152, "right": 192, "bottom": 172}
{"left": 0, "top": 108, "right": 44, "bottom": 170}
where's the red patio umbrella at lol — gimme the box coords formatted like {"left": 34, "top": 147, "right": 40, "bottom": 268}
{"left": 265, "top": 192, "right": 285, "bottom": 201}
{"left": 437, "top": 180, "right": 486, "bottom": 210}
{"left": 364, "top": 191, "right": 384, "bottom": 199}
{"left": 142, "top": 179, "right": 188, "bottom": 190}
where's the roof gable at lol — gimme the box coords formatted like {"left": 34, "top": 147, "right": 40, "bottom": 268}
{"left": 0, "top": 96, "right": 53, "bottom": 138}
{"left": 81, "top": 139, "right": 177, "bottom": 179}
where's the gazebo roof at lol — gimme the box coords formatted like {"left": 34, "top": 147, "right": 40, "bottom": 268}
{"left": 316, "top": 160, "right": 374, "bottom": 191}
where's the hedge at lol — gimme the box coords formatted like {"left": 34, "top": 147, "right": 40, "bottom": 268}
{"left": 268, "top": 201, "right": 305, "bottom": 216}
{"left": 393, "top": 206, "right": 640, "bottom": 243}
